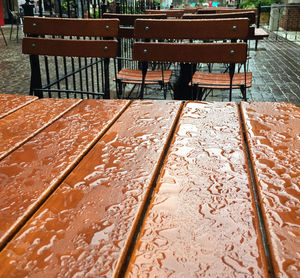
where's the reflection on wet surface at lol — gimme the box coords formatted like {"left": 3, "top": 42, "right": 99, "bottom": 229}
{"left": 0, "top": 94, "right": 37, "bottom": 119}
{"left": 126, "top": 102, "right": 268, "bottom": 277}
{"left": 0, "top": 99, "right": 129, "bottom": 249}
{"left": 0, "top": 98, "right": 81, "bottom": 160}
{"left": 241, "top": 102, "right": 300, "bottom": 277}
{"left": 0, "top": 100, "right": 182, "bottom": 277}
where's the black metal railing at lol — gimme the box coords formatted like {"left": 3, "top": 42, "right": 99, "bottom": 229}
{"left": 22, "top": 0, "right": 160, "bottom": 98}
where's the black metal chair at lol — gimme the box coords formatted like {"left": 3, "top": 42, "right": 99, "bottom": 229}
{"left": 8, "top": 9, "right": 22, "bottom": 42}
{"left": 103, "top": 13, "right": 173, "bottom": 99}
{"left": 22, "top": 17, "right": 119, "bottom": 99}
{"left": 133, "top": 18, "right": 251, "bottom": 101}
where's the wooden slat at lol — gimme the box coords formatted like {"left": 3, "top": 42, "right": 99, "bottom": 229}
{"left": 0, "top": 99, "right": 130, "bottom": 249}
{"left": 0, "top": 94, "right": 37, "bottom": 119}
{"left": 217, "top": 8, "right": 258, "bottom": 16}
{"left": 134, "top": 18, "right": 249, "bottom": 40}
{"left": 103, "top": 13, "right": 166, "bottom": 26}
{"left": 0, "top": 100, "right": 183, "bottom": 277}
{"left": 145, "top": 9, "right": 184, "bottom": 18}
{"left": 133, "top": 42, "right": 248, "bottom": 63}
{"left": 23, "top": 17, "right": 119, "bottom": 37}
{"left": 117, "top": 68, "right": 172, "bottom": 84}
{"left": 22, "top": 38, "right": 118, "bottom": 58}
{"left": 241, "top": 102, "right": 300, "bottom": 277}
{"left": 126, "top": 102, "right": 268, "bottom": 277}
{"left": 248, "top": 28, "right": 269, "bottom": 40}
{"left": 0, "top": 98, "right": 81, "bottom": 161}
{"left": 192, "top": 72, "right": 252, "bottom": 89}
{"left": 182, "top": 11, "right": 256, "bottom": 25}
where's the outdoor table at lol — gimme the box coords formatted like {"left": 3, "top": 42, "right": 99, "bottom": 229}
{"left": 0, "top": 94, "right": 298, "bottom": 277}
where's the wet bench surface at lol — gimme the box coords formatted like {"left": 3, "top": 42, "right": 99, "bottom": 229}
{"left": 0, "top": 95, "right": 299, "bottom": 277}
{"left": 0, "top": 98, "right": 80, "bottom": 160}
{"left": 0, "top": 100, "right": 182, "bottom": 277}
{"left": 126, "top": 102, "right": 268, "bottom": 277}
{"left": 0, "top": 94, "right": 38, "bottom": 119}
{"left": 241, "top": 102, "right": 300, "bottom": 277}
{"left": 0, "top": 99, "right": 129, "bottom": 249}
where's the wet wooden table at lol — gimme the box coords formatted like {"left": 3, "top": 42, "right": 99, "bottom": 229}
{"left": 0, "top": 94, "right": 299, "bottom": 277}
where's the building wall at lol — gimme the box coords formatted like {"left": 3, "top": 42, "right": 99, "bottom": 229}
{"left": 280, "top": 3, "right": 300, "bottom": 31}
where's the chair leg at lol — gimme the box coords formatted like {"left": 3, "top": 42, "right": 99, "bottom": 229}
{"left": 0, "top": 27, "right": 7, "bottom": 46}
{"left": 16, "top": 24, "right": 19, "bottom": 43}
{"left": 116, "top": 80, "right": 123, "bottom": 99}
{"left": 10, "top": 24, "right": 13, "bottom": 40}
{"left": 241, "top": 85, "right": 247, "bottom": 101}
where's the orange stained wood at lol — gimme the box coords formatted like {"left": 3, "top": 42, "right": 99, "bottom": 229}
{"left": 126, "top": 102, "right": 268, "bottom": 277}
{"left": 0, "top": 99, "right": 130, "bottom": 249}
{"left": 0, "top": 94, "right": 37, "bottom": 119}
{"left": 0, "top": 100, "right": 183, "bottom": 277}
{"left": 240, "top": 102, "right": 300, "bottom": 277}
{"left": 0, "top": 98, "right": 81, "bottom": 161}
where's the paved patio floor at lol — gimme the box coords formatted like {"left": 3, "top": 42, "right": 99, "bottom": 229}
{"left": 0, "top": 25, "right": 299, "bottom": 106}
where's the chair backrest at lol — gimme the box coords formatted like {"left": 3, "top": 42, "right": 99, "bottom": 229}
{"left": 102, "top": 13, "right": 166, "bottom": 38}
{"left": 134, "top": 18, "right": 249, "bottom": 41}
{"left": 22, "top": 17, "right": 119, "bottom": 99}
{"left": 145, "top": 9, "right": 184, "bottom": 18}
{"left": 182, "top": 11, "right": 256, "bottom": 26}
{"left": 216, "top": 8, "right": 258, "bottom": 16}
{"left": 133, "top": 18, "right": 250, "bottom": 100}
{"left": 183, "top": 8, "right": 198, "bottom": 14}
{"left": 23, "top": 17, "right": 119, "bottom": 57}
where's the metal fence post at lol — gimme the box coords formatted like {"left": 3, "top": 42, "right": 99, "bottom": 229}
{"left": 21, "top": 0, "right": 34, "bottom": 16}
{"left": 101, "top": 0, "right": 107, "bottom": 16}
{"left": 257, "top": 2, "right": 261, "bottom": 28}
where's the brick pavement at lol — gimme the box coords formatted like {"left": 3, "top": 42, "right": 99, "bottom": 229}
{"left": 0, "top": 25, "right": 299, "bottom": 106}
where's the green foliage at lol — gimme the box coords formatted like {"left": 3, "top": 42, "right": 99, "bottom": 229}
{"left": 61, "top": 0, "right": 73, "bottom": 12}
{"left": 240, "top": 0, "right": 280, "bottom": 8}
